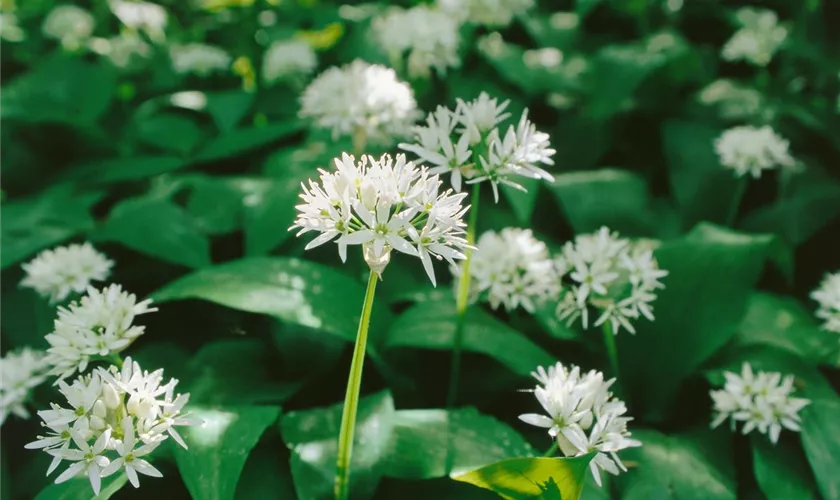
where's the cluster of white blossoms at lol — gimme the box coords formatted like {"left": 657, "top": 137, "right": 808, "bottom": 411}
{"left": 262, "top": 39, "right": 318, "bottom": 85}
{"left": 399, "top": 92, "right": 555, "bottom": 201}
{"left": 1, "top": 12, "right": 26, "bottom": 42}
{"left": 42, "top": 4, "right": 95, "bottom": 50}
{"left": 89, "top": 32, "right": 151, "bottom": 69}
{"left": 459, "top": 228, "right": 559, "bottom": 312}
{"left": 721, "top": 7, "right": 788, "bottom": 67}
{"left": 290, "top": 153, "right": 471, "bottom": 284}
{"left": 21, "top": 243, "right": 114, "bottom": 303}
{"left": 810, "top": 271, "right": 840, "bottom": 333}
{"left": 44, "top": 284, "right": 157, "bottom": 380}
{"left": 710, "top": 363, "right": 810, "bottom": 444}
{"left": 436, "top": 0, "right": 534, "bottom": 27}
{"left": 169, "top": 43, "right": 232, "bottom": 76}
{"left": 554, "top": 227, "right": 668, "bottom": 335}
{"left": 1, "top": 348, "right": 49, "bottom": 425}
{"left": 372, "top": 4, "right": 461, "bottom": 79}
{"left": 25, "top": 358, "right": 199, "bottom": 494}
{"left": 714, "top": 125, "right": 796, "bottom": 179}
{"left": 300, "top": 60, "right": 419, "bottom": 144}
{"left": 109, "top": 0, "right": 167, "bottom": 43}
{"left": 519, "top": 362, "right": 641, "bottom": 486}
{"left": 697, "top": 79, "right": 766, "bottom": 121}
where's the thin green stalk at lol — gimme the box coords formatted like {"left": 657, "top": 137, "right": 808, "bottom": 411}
{"left": 601, "top": 322, "right": 622, "bottom": 395}
{"left": 352, "top": 127, "right": 367, "bottom": 157}
{"left": 334, "top": 271, "right": 378, "bottom": 500}
{"left": 446, "top": 183, "right": 481, "bottom": 408}
{"left": 725, "top": 177, "right": 748, "bottom": 228}
{"left": 543, "top": 441, "right": 559, "bottom": 458}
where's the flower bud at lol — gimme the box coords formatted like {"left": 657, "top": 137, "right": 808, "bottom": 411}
{"left": 102, "top": 382, "right": 121, "bottom": 409}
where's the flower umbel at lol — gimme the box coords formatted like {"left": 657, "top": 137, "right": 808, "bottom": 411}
{"left": 42, "top": 5, "right": 95, "bottom": 50}
{"left": 1, "top": 348, "right": 49, "bottom": 425}
{"left": 715, "top": 125, "right": 796, "bottom": 179}
{"left": 21, "top": 243, "right": 113, "bottom": 303}
{"left": 170, "top": 43, "right": 232, "bottom": 76}
{"left": 436, "top": 0, "right": 534, "bottom": 28}
{"left": 262, "top": 39, "right": 317, "bottom": 85}
{"left": 810, "top": 271, "right": 840, "bottom": 334}
{"left": 721, "top": 7, "right": 787, "bottom": 67}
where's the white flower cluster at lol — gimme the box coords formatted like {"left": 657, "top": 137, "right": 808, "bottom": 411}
{"left": 45, "top": 285, "right": 157, "bottom": 380}
{"left": 89, "top": 33, "right": 151, "bottom": 69}
{"left": 399, "top": 92, "right": 555, "bottom": 201}
{"left": 554, "top": 227, "right": 668, "bottom": 335}
{"left": 372, "top": 5, "right": 461, "bottom": 79}
{"left": 715, "top": 125, "right": 796, "bottom": 179}
{"left": 459, "top": 228, "right": 559, "bottom": 312}
{"left": 42, "top": 5, "right": 95, "bottom": 50}
{"left": 811, "top": 271, "right": 840, "bottom": 333}
{"left": 519, "top": 362, "right": 641, "bottom": 486}
{"left": 436, "top": 0, "right": 534, "bottom": 27}
{"left": 109, "top": 0, "right": 167, "bottom": 42}
{"left": 170, "top": 43, "right": 232, "bottom": 76}
{"left": 21, "top": 243, "right": 114, "bottom": 303}
{"left": 697, "top": 79, "right": 766, "bottom": 121}
{"left": 290, "top": 153, "right": 471, "bottom": 284}
{"left": 1, "top": 12, "right": 26, "bottom": 42}
{"left": 299, "top": 60, "right": 418, "bottom": 144}
{"left": 721, "top": 7, "right": 787, "bottom": 67}
{"left": 710, "top": 363, "right": 810, "bottom": 444}
{"left": 262, "top": 39, "right": 318, "bottom": 85}
{"left": 25, "top": 358, "right": 199, "bottom": 494}
{"left": 1, "top": 348, "right": 49, "bottom": 425}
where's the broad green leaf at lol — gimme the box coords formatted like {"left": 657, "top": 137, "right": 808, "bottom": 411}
{"left": 97, "top": 196, "right": 211, "bottom": 268}
{"left": 452, "top": 455, "right": 594, "bottom": 500}
{"left": 501, "top": 179, "right": 540, "bottom": 225}
{"left": 801, "top": 399, "right": 840, "bottom": 500}
{"left": 193, "top": 122, "right": 303, "bottom": 163}
{"left": 752, "top": 436, "right": 819, "bottom": 500}
{"left": 477, "top": 38, "right": 569, "bottom": 95}
{"left": 384, "top": 407, "right": 535, "bottom": 479}
{"left": 520, "top": 12, "right": 580, "bottom": 48}
{"left": 236, "top": 443, "right": 298, "bottom": 500}
{"left": 584, "top": 43, "right": 667, "bottom": 119}
{"left": 385, "top": 299, "right": 553, "bottom": 377}
{"left": 186, "top": 177, "right": 248, "bottom": 235}
{"left": 577, "top": 0, "right": 602, "bottom": 17}
{"left": 33, "top": 474, "right": 127, "bottom": 500}
{"left": 205, "top": 90, "right": 256, "bottom": 132}
{"left": 243, "top": 176, "right": 303, "bottom": 256}
{"left": 552, "top": 115, "right": 613, "bottom": 171}
{"left": 280, "top": 391, "right": 395, "bottom": 500}
{"left": 136, "top": 113, "right": 204, "bottom": 155}
{"left": 175, "top": 405, "right": 281, "bottom": 500}
{"left": 64, "top": 156, "right": 189, "bottom": 184}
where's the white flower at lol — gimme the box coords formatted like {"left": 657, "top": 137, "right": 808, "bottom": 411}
{"left": 109, "top": 0, "right": 167, "bottom": 42}
{"left": 721, "top": 7, "right": 787, "bottom": 67}
{"left": 1, "top": 13, "right": 26, "bottom": 42}
{"left": 21, "top": 243, "right": 113, "bottom": 303}
{"left": 710, "top": 362, "right": 810, "bottom": 444}
{"left": 811, "top": 271, "right": 840, "bottom": 333}
{"left": 456, "top": 228, "right": 559, "bottom": 312}
{"left": 456, "top": 92, "right": 511, "bottom": 145}
{"left": 372, "top": 5, "right": 461, "bottom": 79}
{"left": 715, "top": 125, "right": 796, "bottom": 179}
{"left": 697, "top": 79, "right": 766, "bottom": 121}
{"left": 290, "top": 153, "right": 471, "bottom": 284}
{"left": 519, "top": 362, "right": 640, "bottom": 486}
{"left": 554, "top": 227, "right": 668, "bottom": 335}
{"left": 170, "top": 43, "right": 231, "bottom": 76}
{"left": 262, "top": 39, "right": 317, "bottom": 84}
{"left": 1, "top": 348, "right": 49, "bottom": 425}
{"left": 436, "top": 0, "right": 534, "bottom": 27}
{"left": 299, "top": 60, "right": 419, "bottom": 144}
{"left": 44, "top": 284, "right": 157, "bottom": 380}
{"left": 42, "top": 5, "right": 95, "bottom": 50}
{"left": 88, "top": 33, "right": 151, "bottom": 69}
{"left": 399, "top": 106, "right": 473, "bottom": 191}
{"left": 101, "top": 417, "right": 163, "bottom": 488}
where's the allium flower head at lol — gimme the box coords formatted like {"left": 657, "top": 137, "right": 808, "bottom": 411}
{"left": 456, "top": 227, "right": 559, "bottom": 312}
{"left": 109, "top": 0, "right": 167, "bottom": 42}
{"left": 811, "top": 271, "right": 840, "bottom": 333}
{"left": 715, "top": 125, "right": 796, "bottom": 179}
{"left": 710, "top": 362, "right": 810, "bottom": 444}
{"left": 1, "top": 12, "right": 26, "bottom": 42}
{"left": 290, "top": 153, "right": 471, "bottom": 284}
{"left": 89, "top": 33, "right": 151, "bottom": 69}
{"left": 372, "top": 5, "right": 461, "bottom": 79}
{"left": 554, "top": 227, "right": 668, "bottom": 335}
{"left": 170, "top": 43, "right": 232, "bottom": 76}
{"left": 721, "top": 7, "right": 787, "bottom": 67}
{"left": 42, "top": 5, "right": 95, "bottom": 50}
{"left": 519, "top": 362, "right": 641, "bottom": 486}
{"left": 299, "top": 60, "right": 418, "bottom": 144}
{"left": 1, "top": 348, "right": 49, "bottom": 425}
{"left": 697, "top": 79, "right": 766, "bottom": 121}
{"left": 44, "top": 285, "right": 157, "bottom": 380}
{"left": 21, "top": 243, "right": 113, "bottom": 303}
{"left": 25, "top": 358, "right": 200, "bottom": 495}
{"left": 262, "top": 39, "right": 317, "bottom": 85}
{"left": 436, "top": 0, "right": 534, "bottom": 27}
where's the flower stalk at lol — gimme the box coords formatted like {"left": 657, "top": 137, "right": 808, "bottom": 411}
{"left": 601, "top": 322, "right": 622, "bottom": 396}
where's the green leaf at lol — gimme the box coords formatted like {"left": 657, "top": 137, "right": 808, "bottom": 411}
{"left": 584, "top": 43, "right": 667, "bottom": 119}
{"left": 33, "top": 474, "right": 127, "bottom": 500}
{"left": 186, "top": 177, "right": 248, "bottom": 235}
{"left": 501, "top": 179, "right": 540, "bottom": 225}
{"left": 193, "top": 122, "right": 303, "bottom": 163}
{"left": 520, "top": 12, "right": 580, "bottom": 48}
{"left": 385, "top": 299, "right": 553, "bottom": 377}
{"left": 752, "top": 436, "right": 819, "bottom": 500}
{"left": 175, "top": 405, "right": 281, "bottom": 500}
{"left": 243, "top": 176, "right": 303, "bottom": 256}
{"left": 452, "top": 455, "right": 594, "bottom": 500}
{"left": 205, "top": 90, "right": 256, "bottom": 132}
{"left": 97, "top": 196, "right": 211, "bottom": 268}
{"left": 235, "top": 443, "right": 298, "bottom": 500}
{"left": 533, "top": 302, "right": 579, "bottom": 341}
{"left": 136, "top": 114, "right": 204, "bottom": 155}
{"left": 280, "top": 391, "right": 395, "bottom": 500}
{"left": 65, "top": 156, "right": 189, "bottom": 184}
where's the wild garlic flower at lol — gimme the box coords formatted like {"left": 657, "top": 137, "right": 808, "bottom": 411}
{"left": 554, "top": 227, "right": 668, "bottom": 335}
{"left": 89, "top": 33, "right": 151, "bottom": 69}
{"left": 25, "top": 358, "right": 199, "bottom": 494}
{"left": 721, "top": 7, "right": 787, "bottom": 67}
{"left": 262, "top": 39, "right": 317, "bottom": 85}
{"left": 436, "top": 0, "right": 534, "bottom": 27}
{"left": 697, "top": 79, "right": 766, "bottom": 121}
{"left": 519, "top": 362, "right": 641, "bottom": 486}
{"left": 44, "top": 285, "right": 157, "bottom": 380}
{"left": 290, "top": 153, "right": 471, "bottom": 284}
{"left": 811, "top": 271, "right": 840, "bottom": 333}
{"left": 42, "top": 5, "right": 95, "bottom": 50}
{"left": 372, "top": 5, "right": 461, "bottom": 79}
{"left": 399, "top": 92, "right": 555, "bottom": 201}
{"left": 0, "top": 13, "right": 26, "bottom": 42}
{"left": 170, "top": 43, "right": 232, "bottom": 76}
{"left": 109, "top": 0, "right": 167, "bottom": 42}
{"left": 21, "top": 243, "right": 113, "bottom": 303}
{"left": 456, "top": 228, "right": 559, "bottom": 312}
{"left": 715, "top": 125, "right": 796, "bottom": 179}
{"left": 710, "top": 363, "right": 810, "bottom": 444}
{"left": 299, "top": 60, "right": 418, "bottom": 144}
{"left": 1, "top": 348, "right": 49, "bottom": 425}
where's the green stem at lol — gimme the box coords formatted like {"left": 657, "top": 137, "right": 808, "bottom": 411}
{"left": 543, "top": 441, "right": 559, "bottom": 458}
{"left": 446, "top": 183, "right": 481, "bottom": 408}
{"left": 334, "top": 271, "right": 378, "bottom": 500}
{"left": 601, "top": 321, "right": 622, "bottom": 395}
{"left": 725, "top": 177, "right": 748, "bottom": 228}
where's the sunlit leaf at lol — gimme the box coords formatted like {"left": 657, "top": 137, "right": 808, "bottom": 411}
{"left": 33, "top": 474, "right": 127, "bottom": 500}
